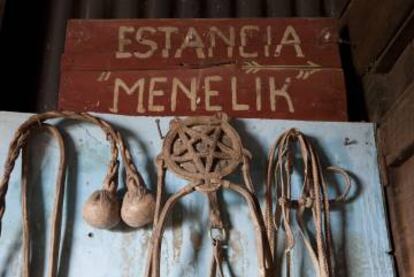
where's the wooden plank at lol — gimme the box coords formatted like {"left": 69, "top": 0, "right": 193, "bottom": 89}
{"left": 388, "top": 154, "right": 414, "bottom": 277}
{"left": 58, "top": 68, "right": 347, "bottom": 120}
{"left": 363, "top": 41, "right": 414, "bottom": 121}
{"left": 379, "top": 82, "right": 414, "bottom": 166}
{"left": 374, "top": 8, "right": 414, "bottom": 73}
{"left": 340, "top": 0, "right": 414, "bottom": 74}
{"left": 0, "top": 112, "right": 395, "bottom": 276}
{"left": 62, "top": 18, "right": 341, "bottom": 70}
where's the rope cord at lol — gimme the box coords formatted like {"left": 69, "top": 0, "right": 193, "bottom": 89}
{"left": 265, "top": 128, "right": 352, "bottom": 277}
{"left": 0, "top": 111, "right": 150, "bottom": 276}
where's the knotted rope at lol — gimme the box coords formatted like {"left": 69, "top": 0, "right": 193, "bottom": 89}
{"left": 265, "top": 128, "right": 352, "bottom": 277}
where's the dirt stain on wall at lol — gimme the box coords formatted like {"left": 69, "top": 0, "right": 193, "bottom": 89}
{"left": 171, "top": 209, "right": 183, "bottom": 261}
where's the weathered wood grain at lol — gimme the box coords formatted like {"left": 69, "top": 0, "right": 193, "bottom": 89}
{"left": 373, "top": 7, "right": 414, "bottom": 73}
{"left": 58, "top": 68, "right": 347, "bottom": 120}
{"left": 388, "top": 155, "right": 414, "bottom": 277}
{"left": 62, "top": 18, "right": 341, "bottom": 70}
{"left": 363, "top": 41, "right": 414, "bottom": 122}
{"left": 58, "top": 18, "right": 346, "bottom": 121}
{"left": 379, "top": 81, "right": 414, "bottom": 166}
{"left": 340, "top": 0, "right": 414, "bottom": 74}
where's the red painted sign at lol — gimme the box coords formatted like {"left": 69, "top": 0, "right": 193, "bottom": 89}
{"left": 59, "top": 18, "right": 347, "bottom": 121}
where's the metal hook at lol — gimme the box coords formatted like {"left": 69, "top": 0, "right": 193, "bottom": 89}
{"left": 155, "top": 119, "right": 165, "bottom": 139}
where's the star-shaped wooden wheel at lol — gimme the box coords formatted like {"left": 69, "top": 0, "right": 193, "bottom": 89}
{"left": 163, "top": 115, "right": 243, "bottom": 181}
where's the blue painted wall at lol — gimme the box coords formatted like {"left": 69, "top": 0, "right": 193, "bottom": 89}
{"left": 0, "top": 112, "right": 394, "bottom": 276}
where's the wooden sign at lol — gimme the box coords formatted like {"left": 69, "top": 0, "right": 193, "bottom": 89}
{"left": 59, "top": 18, "right": 347, "bottom": 121}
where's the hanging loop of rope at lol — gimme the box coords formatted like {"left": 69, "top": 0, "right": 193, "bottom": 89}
{"left": 20, "top": 124, "right": 66, "bottom": 277}
{"left": 0, "top": 111, "right": 152, "bottom": 277}
{"left": 265, "top": 128, "right": 352, "bottom": 277}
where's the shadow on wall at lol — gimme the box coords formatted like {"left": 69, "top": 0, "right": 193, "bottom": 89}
{"left": 339, "top": 26, "right": 368, "bottom": 122}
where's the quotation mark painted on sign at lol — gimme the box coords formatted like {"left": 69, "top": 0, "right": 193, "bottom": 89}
{"left": 97, "top": 71, "right": 112, "bottom": 82}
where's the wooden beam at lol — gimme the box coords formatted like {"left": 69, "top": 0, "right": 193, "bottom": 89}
{"left": 379, "top": 81, "right": 414, "bottom": 166}
{"left": 363, "top": 41, "right": 414, "bottom": 121}
{"left": 374, "top": 7, "right": 414, "bottom": 72}
{"left": 388, "top": 155, "right": 414, "bottom": 277}
{"left": 340, "top": 0, "right": 414, "bottom": 74}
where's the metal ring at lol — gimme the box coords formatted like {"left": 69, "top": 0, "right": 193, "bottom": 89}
{"left": 209, "top": 227, "right": 227, "bottom": 242}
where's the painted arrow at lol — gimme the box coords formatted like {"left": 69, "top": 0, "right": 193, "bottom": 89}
{"left": 242, "top": 60, "right": 322, "bottom": 75}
